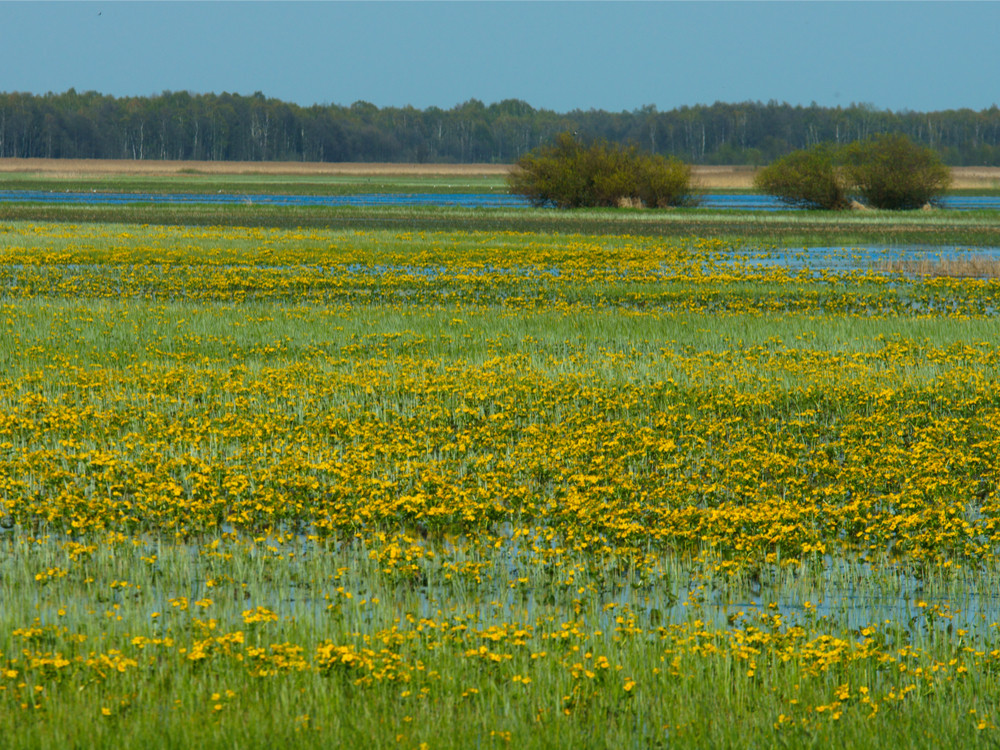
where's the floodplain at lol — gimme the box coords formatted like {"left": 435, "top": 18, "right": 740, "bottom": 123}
{"left": 2, "top": 171, "right": 1000, "bottom": 747}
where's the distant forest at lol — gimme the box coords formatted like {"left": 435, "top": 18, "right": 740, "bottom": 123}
{"left": 3, "top": 89, "right": 1000, "bottom": 165}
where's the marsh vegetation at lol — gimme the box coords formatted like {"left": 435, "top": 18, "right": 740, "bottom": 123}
{"left": 1, "top": 221, "right": 1000, "bottom": 746}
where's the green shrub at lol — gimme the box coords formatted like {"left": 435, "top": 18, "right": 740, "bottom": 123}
{"left": 507, "top": 133, "right": 591, "bottom": 208}
{"left": 755, "top": 135, "right": 951, "bottom": 211}
{"left": 753, "top": 145, "right": 848, "bottom": 210}
{"left": 508, "top": 133, "right": 696, "bottom": 209}
{"left": 842, "top": 134, "right": 952, "bottom": 210}
{"left": 635, "top": 153, "right": 696, "bottom": 208}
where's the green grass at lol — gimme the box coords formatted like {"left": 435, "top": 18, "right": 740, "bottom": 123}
{"left": 3, "top": 168, "right": 1000, "bottom": 246}
{"left": 3, "top": 528, "right": 999, "bottom": 749}
{"left": 3, "top": 220, "right": 1000, "bottom": 747}
{"left": 3, "top": 202, "right": 1000, "bottom": 246}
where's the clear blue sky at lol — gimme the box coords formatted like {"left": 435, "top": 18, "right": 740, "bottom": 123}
{"left": 3, "top": 1, "right": 998, "bottom": 113}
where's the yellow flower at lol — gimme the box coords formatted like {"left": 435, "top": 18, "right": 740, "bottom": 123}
{"left": 242, "top": 606, "right": 278, "bottom": 624}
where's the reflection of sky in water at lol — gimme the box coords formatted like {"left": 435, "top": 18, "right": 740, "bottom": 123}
{"left": 342, "top": 263, "right": 562, "bottom": 280}
{"left": 722, "top": 245, "right": 1000, "bottom": 274}
{"left": 3, "top": 246, "right": 998, "bottom": 289}
{"left": 702, "top": 195, "right": 1000, "bottom": 210}
{"left": 0, "top": 190, "right": 531, "bottom": 208}
{"left": 3, "top": 190, "right": 1000, "bottom": 210}
{"left": 138, "top": 528, "right": 1000, "bottom": 638}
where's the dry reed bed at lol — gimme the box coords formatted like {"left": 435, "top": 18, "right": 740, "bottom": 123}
{"left": 1, "top": 159, "right": 997, "bottom": 190}
{"left": 0, "top": 159, "right": 762, "bottom": 188}
{"left": 0, "top": 158, "right": 510, "bottom": 178}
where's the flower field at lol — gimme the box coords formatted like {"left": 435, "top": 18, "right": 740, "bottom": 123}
{"left": 2, "top": 221, "right": 1000, "bottom": 747}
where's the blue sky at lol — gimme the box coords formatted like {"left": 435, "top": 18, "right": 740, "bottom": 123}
{"left": 3, "top": 1, "right": 998, "bottom": 113}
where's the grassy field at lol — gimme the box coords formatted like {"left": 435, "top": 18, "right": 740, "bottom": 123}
{"left": 2, "top": 220, "right": 1000, "bottom": 747}
{"left": 3, "top": 159, "right": 1000, "bottom": 247}
{"left": 3, "top": 202, "right": 1000, "bottom": 247}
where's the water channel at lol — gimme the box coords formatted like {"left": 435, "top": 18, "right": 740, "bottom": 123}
{"left": 2, "top": 190, "right": 1000, "bottom": 210}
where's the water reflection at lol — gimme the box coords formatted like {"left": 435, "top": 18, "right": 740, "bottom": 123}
{"left": 2, "top": 190, "right": 1000, "bottom": 210}
{"left": 725, "top": 244, "right": 1000, "bottom": 274}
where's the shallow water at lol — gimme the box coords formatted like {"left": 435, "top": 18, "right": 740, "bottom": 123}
{"left": 725, "top": 244, "right": 1000, "bottom": 274}
{"left": 0, "top": 190, "right": 530, "bottom": 208}
{"left": 2, "top": 190, "right": 1000, "bottom": 210}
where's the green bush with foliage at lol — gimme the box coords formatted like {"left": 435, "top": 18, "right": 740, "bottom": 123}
{"left": 753, "top": 145, "right": 848, "bottom": 210}
{"left": 755, "top": 134, "right": 951, "bottom": 210}
{"left": 842, "top": 134, "right": 952, "bottom": 210}
{"left": 508, "top": 133, "right": 696, "bottom": 209}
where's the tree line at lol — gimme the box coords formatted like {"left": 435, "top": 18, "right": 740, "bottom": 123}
{"left": 2, "top": 89, "right": 1000, "bottom": 165}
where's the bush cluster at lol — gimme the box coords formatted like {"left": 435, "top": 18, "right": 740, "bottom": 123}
{"left": 751, "top": 145, "right": 848, "bottom": 210}
{"left": 755, "top": 134, "right": 951, "bottom": 210}
{"left": 508, "top": 133, "right": 696, "bottom": 209}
